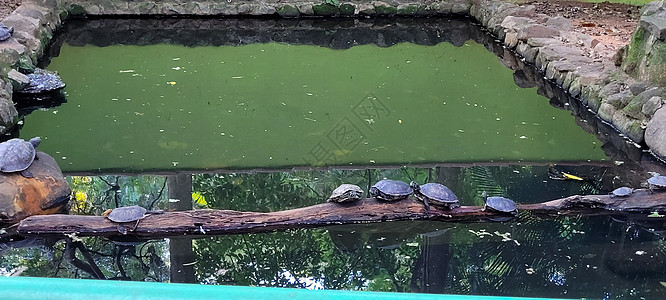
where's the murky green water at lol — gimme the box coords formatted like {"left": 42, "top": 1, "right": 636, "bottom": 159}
{"left": 20, "top": 40, "right": 605, "bottom": 173}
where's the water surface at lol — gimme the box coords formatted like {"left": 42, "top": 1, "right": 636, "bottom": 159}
{"left": 18, "top": 18, "right": 607, "bottom": 173}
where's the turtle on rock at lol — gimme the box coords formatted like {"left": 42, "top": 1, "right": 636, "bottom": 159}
{"left": 0, "top": 23, "right": 13, "bottom": 42}
{"left": 0, "top": 137, "right": 41, "bottom": 178}
{"left": 103, "top": 205, "right": 164, "bottom": 234}
{"left": 370, "top": 179, "right": 412, "bottom": 201}
{"left": 482, "top": 191, "right": 518, "bottom": 216}
{"left": 328, "top": 184, "right": 364, "bottom": 203}
{"left": 410, "top": 181, "right": 460, "bottom": 211}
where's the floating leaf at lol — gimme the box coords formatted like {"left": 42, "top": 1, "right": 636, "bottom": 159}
{"left": 648, "top": 212, "right": 664, "bottom": 218}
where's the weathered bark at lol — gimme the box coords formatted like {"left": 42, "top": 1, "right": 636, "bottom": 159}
{"left": 16, "top": 189, "right": 666, "bottom": 238}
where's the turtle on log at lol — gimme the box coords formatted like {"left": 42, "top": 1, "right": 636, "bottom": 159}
{"left": 103, "top": 205, "right": 164, "bottom": 234}
{"left": 482, "top": 191, "right": 518, "bottom": 217}
{"left": 410, "top": 181, "right": 460, "bottom": 211}
{"left": 328, "top": 184, "right": 364, "bottom": 203}
{"left": 0, "top": 137, "right": 41, "bottom": 178}
{"left": 369, "top": 179, "right": 412, "bottom": 201}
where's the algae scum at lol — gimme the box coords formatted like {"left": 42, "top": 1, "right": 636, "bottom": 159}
{"left": 5, "top": 17, "right": 665, "bottom": 299}
{"left": 18, "top": 18, "right": 608, "bottom": 173}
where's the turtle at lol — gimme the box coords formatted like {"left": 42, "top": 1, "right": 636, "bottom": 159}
{"left": 410, "top": 181, "right": 460, "bottom": 211}
{"left": 370, "top": 179, "right": 412, "bottom": 201}
{"left": 328, "top": 184, "right": 364, "bottom": 203}
{"left": 647, "top": 175, "right": 666, "bottom": 191}
{"left": 0, "top": 137, "right": 41, "bottom": 178}
{"left": 103, "top": 205, "right": 164, "bottom": 234}
{"left": 0, "top": 23, "right": 13, "bottom": 42}
{"left": 482, "top": 191, "right": 518, "bottom": 216}
{"left": 610, "top": 186, "right": 633, "bottom": 197}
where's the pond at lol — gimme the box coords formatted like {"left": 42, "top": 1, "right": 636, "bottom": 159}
{"left": 2, "top": 17, "right": 666, "bottom": 299}
{"left": 18, "top": 17, "right": 611, "bottom": 173}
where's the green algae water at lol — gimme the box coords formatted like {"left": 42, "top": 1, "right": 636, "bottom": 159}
{"left": 21, "top": 30, "right": 606, "bottom": 173}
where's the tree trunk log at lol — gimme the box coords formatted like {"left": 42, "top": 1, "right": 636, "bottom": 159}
{"left": 16, "top": 189, "right": 666, "bottom": 238}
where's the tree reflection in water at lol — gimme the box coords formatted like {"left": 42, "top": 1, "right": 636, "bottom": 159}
{"left": 1, "top": 166, "right": 665, "bottom": 299}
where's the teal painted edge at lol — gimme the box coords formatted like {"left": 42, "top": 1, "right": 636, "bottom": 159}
{"left": 0, "top": 277, "right": 577, "bottom": 300}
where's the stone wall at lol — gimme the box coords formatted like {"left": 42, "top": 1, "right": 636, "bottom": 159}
{"left": 1, "top": 0, "right": 666, "bottom": 161}
{"left": 0, "top": 0, "right": 65, "bottom": 133}
{"left": 621, "top": 0, "right": 666, "bottom": 158}
{"left": 59, "top": 0, "right": 472, "bottom": 17}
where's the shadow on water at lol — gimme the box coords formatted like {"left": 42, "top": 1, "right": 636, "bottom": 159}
{"left": 1, "top": 17, "right": 666, "bottom": 299}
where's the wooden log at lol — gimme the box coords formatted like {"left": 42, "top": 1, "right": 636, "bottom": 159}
{"left": 16, "top": 189, "right": 666, "bottom": 238}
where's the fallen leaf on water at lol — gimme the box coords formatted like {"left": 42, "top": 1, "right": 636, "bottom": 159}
{"left": 647, "top": 212, "right": 664, "bottom": 218}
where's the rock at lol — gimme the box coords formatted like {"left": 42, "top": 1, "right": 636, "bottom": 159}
{"left": 7, "top": 69, "right": 29, "bottom": 90}
{"left": 276, "top": 5, "right": 300, "bottom": 18}
{"left": 16, "top": 68, "right": 66, "bottom": 94}
{"left": 629, "top": 81, "right": 650, "bottom": 95}
{"left": 605, "top": 90, "right": 633, "bottom": 108}
{"left": 0, "top": 151, "right": 70, "bottom": 224}
{"left": 623, "top": 87, "right": 664, "bottom": 119}
{"left": 0, "top": 84, "right": 18, "bottom": 133}
{"left": 639, "top": 11, "right": 666, "bottom": 41}
{"left": 646, "top": 107, "right": 666, "bottom": 159}
{"left": 545, "top": 16, "right": 573, "bottom": 31}
{"left": 517, "top": 24, "right": 560, "bottom": 40}
{"left": 598, "top": 103, "right": 616, "bottom": 123}
{"left": 612, "top": 111, "right": 644, "bottom": 143}
{"left": 642, "top": 96, "right": 663, "bottom": 117}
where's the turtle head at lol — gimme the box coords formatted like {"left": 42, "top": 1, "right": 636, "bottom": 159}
{"left": 29, "top": 137, "right": 41, "bottom": 148}
{"left": 481, "top": 191, "right": 488, "bottom": 203}
{"left": 409, "top": 181, "right": 420, "bottom": 191}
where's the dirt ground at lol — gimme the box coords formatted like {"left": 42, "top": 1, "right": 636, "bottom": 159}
{"left": 528, "top": 0, "right": 641, "bottom": 51}
{"left": 0, "top": 0, "right": 642, "bottom": 49}
{"left": 0, "top": 0, "right": 21, "bottom": 20}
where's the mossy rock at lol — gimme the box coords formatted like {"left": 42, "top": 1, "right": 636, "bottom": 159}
{"left": 67, "top": 4, "right": 86, "bottom": 16}
{"left": 313, "top": 3, "right": 340, "bottom": 16}
{"left": 622, "top": 87, "right": 664, "bottom": 119}
{"left": 277, "top": 5, "right": 300, "bottom": 17}
{"left": 397, "top": 5, "right": 420, "bottom": 15}
{"left": 339, "top": 4, "right": 355, "bottom": 15}
{"left": 375, "top": 5, "right": 398, "bottom": 15}
{"left": 17, "top": 56, "right": 35, "bottom": 74}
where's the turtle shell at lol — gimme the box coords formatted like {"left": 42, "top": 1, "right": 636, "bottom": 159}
{"left": 648, "top": 175, "right": 666, "bottom": 189}
{"left": 370, "top": 179, "right": 412, "bottom": 201}
{"left": 328, "top": 184, "right": 363, "bottom": 203}
{"left": 0, "top": 137, "right": 40, "bottom": 173}
{"left": 485, "top": 196, "right": 517, "bottom": 214}
{"left": 106, "top": 205, "right": 147, "bottom": 222}
{"left": 611, "top": 187, "right": 633, "bottom": 197}
{"left": 416, "top": 183, "right": 459, "bottom": 208}
{"left": 0, "top": 24, "right": 13, "bottom": 42}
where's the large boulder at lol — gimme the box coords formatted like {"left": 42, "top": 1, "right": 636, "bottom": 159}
{"left": 645, "top": 107, "right": 666, "bottom": 159}
{"left": 0, "top": 151, "right": 70, "bottom": 224}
